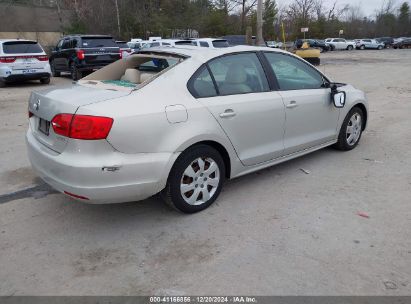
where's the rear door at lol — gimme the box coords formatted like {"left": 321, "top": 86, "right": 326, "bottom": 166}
{"left": 191, "top": 52, "right": 286, "bottom": 166}
{"left": 264, "top": 52, "right": 340, "bottom": 155}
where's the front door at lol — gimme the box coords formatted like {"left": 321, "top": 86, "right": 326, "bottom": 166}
{"left": 264, "top": 52, "right": 340, "bottom": 155}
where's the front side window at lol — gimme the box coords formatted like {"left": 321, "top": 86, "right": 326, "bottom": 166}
{"left": 189, "top": 66, "right": 217, "bottom": 98}
{"left": 212, "top": 40, "right": 229, "bottom": 48}
{"left": 56, "top": 40, "right": 64, "bottom": 50}
{"left": 200, "top": 41, "right": 209, "bottom": 47}
{"left": 207, "top": 53, "right": 269, "bottom": 95}
{"left": 264, "top": 52, "right": 325, "bottom": 90}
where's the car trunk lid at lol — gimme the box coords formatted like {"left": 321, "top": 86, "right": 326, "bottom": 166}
{"left": 28, "top": 84, "right": 130, "bottom": 153}
{"left": 81, "top": 47, "right": 121, "bottom": 65}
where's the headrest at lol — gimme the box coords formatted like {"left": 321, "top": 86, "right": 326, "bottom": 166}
{"left": 225, "top": 64, "right": 247, "bottom": 84}
{"left": 121, "top": 69, "right": 141, "bottom": 83}
{"left": 140, "top": 72, "right": 156, "bottom": 83}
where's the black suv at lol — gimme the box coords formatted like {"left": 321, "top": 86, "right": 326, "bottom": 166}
{"left": 376, "top": 37, "right": 394, "bottom": 48}
{"left": 50, "top": 35, "right": 121, "bottom": 80}
{"left": 295, "top": 39, "right": 330, "bottom": 52}
{"left": 393, "top": 38, "right": 411, "bottom": 49}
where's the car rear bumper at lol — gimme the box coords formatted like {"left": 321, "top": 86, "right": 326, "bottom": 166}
{"left": 26, "top": 130, "right": 179, "bottom": 204}
{"left": 3, "top": 72, "right": 50, "bottom": 82}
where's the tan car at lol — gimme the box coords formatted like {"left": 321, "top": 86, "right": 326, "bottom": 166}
{"left": 26, "top": 46, "right": 368, "bottom": 213}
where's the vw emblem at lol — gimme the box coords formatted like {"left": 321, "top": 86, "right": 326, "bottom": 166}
{"left": 34, "top": 99, "right": 40, "bottom": 111}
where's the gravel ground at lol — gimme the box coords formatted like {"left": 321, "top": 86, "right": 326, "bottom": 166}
{"left": 0, "top": 49, "right": 410, "bottom": 296}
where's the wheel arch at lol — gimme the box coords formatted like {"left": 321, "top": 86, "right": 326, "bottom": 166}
{"left": 179, "top": 140, "right": 232, "bottom": 179}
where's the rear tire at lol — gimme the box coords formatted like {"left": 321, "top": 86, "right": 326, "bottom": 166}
{"left": 70, "top": 63, "right": 82, "bottom": 81}
{"left": 161, "top": 145, "right": 225, "bottom": 213}
{"left": 40, "top": 77, "right": 50, "bottom": 84}
{"left": 360, "top": 45, "right": 365, "bottom": 50}
{"left": 0, "top": 79, "right": 5, "bottom": 88}
{"left": 334, "top": 107, "right": 364, "bottom": 151}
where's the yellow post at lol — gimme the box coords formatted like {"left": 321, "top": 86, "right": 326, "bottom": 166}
{"left": 281, "top": 22, "right": 286, "bottom": 50}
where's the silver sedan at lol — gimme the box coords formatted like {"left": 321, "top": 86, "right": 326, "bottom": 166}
{"left": 26, "top": 46, "right": 368, "bottom": 213}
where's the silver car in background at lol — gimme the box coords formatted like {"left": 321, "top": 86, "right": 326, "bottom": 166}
{"left": 26, "top": 46, "right": 368, "bottom": 213}
{"left": 355, "top": 39, "right": 385, "bottom": 50}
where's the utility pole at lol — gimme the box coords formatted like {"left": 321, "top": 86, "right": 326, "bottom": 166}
{"left": 114, "top": 0, "right": 121, "bottom": 37}
{"left": 256, "top": 0, "right": 264, "bottom": 46}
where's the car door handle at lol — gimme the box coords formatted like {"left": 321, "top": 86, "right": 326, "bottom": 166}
{"left": 286, "top": 101, "right": 298, "bottom": 109}
{"left": 219, "top": 109, "right": 236, "bottom": 118}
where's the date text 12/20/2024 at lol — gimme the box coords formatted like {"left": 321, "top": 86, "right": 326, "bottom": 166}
{"left": 149, "top": 296, "right": 257, "bottom": 303}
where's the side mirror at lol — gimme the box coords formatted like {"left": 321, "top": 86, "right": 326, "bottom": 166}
{"left": 332, "top": 91, "right": 346, "bottom": 108}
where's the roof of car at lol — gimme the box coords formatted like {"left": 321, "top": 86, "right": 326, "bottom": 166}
{"left": 195, "top": 38, "right": 227, "bottom": 42}
{"left": 140, "top": 45, "right": 289, "bottom": 62}
{"left": 62, "top": 35, "right": 113, "bottom": 39}
{"left": 0, "top": 39, "right": 37, "bottom": 43}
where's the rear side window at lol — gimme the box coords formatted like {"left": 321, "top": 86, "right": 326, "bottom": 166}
{"left": 81, "top": 37, "right": 117, "bottom": 47}
{"left": 264, "top": 52, "right": 325, "bottom": 90}
{"left": 208, "top": 53, "right": 269, "bottom": 95}
{"left": 189, "top": 66, "right": 217, "bottom": 98}
{"left": 212, "top": 40, "right": 229, "bottom": 48}
{"left": 175, "top": 41, "right": 195, "bottom": 46}
{"left": 139, "top": 58, "right": 179, "bottom": 72}
{"left": 2, "top": 41, "right": 43, "bottom": 54}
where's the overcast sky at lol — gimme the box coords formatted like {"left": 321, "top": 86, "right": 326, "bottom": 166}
{"left": 280, "top": 0, "right": 411, "bottom": 17}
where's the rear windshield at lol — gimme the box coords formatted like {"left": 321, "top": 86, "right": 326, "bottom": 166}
{"left": 81, "top": 37, "right": 117, "bottom": 47}
{"left": 174, "top": 41, "right": 196, "bottom": 46}
{"left": 212, "top": 40, "right": 229, "bottom": 48}
{"left": 2, "top": 41, "right": 43, "bottom": 54}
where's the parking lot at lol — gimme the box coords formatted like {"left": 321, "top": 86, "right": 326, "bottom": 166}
{"left": 0, "top": 49, "right": 410, "bottom": 295}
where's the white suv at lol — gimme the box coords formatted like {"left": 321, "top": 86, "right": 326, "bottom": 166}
{"left": 325, "top": 38, "right": 355, "bottom": 51}
{"left": 0, "top": 39, "right": 51, "bottom": 87}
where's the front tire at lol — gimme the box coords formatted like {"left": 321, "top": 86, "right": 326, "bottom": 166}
{"left": 0, "top": 79, "right": 5, "bottom": 88}
{"left": 70, "top": 62, "right": 82, "bottom": 81}
{"left": 347, "top": 45, "right": 353, "bottom": 50}
{"left": 378, "top": 45, "right": 383, "bottom": 50}
{"left": 161, "top": 145, "right": 225, "bottom": 213}
{"left": 334, "top": 107, "right": 364, "bottom": 151}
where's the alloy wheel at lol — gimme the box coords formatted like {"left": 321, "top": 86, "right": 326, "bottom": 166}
{"left": 346, "top": 113, "right": 362, "bottom": 146}
{"left": 180, "top": 157, "right": 220, "bottom": 205}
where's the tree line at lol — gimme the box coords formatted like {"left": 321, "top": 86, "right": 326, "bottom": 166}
{"left": 4, "top": 0, "right": 411, "bottom": 41}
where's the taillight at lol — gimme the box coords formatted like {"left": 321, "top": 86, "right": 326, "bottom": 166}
{"left": 36, "top": 55, "right": 49, "bottom": 61}
{"left": 76, "top": 49, "right": 85, "bottom": 60}
{"left": 29, "top": 111, "right": 33, "bottom": 118}
{"left": 51, "top": 114, "right": 113, "bottom": 140}
{"left": 51, "top": 114, "right": 73, "bottom": 137}
{"left": 119, "top": 51, "right": 122, "bottom": 59}
{"left": 0, "top": 56, "right": 16, "bottom": 63}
